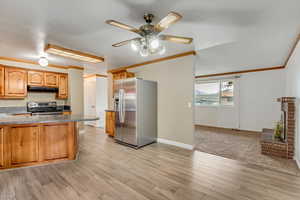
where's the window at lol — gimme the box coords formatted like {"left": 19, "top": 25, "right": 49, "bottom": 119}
{"left": 195, "top": 79, "right": 234, "bottom": 106}
{"left": 195, "top": 81, "right": 220, "bottom": 106}
{"left": 220, "top": 80, "right": 234, "bottom": 106}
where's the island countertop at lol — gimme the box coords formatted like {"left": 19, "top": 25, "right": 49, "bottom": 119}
{"left": 0, "top": 114, "right": 99, "bottom": 125}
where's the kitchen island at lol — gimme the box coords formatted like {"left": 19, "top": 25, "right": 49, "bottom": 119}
{"left": 0, "top": 115, "right": 98, "bottom": 170}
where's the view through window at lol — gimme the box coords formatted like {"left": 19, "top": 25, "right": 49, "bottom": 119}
{"left": 195, "top": 79, "right": 234, "bottom": 106}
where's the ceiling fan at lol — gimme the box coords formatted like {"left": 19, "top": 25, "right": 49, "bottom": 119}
{"left": 106, "top": 12, "right": 193, "bottom": 57}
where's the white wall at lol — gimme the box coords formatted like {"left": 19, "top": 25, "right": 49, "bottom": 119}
{"left": 195, "top": 69, "right": 286, "bottom": 132}
{"left": 84, "top": 76, "right": 107, "bottom": 127}
{"left": 285, "top": 41, "right": 300, "bottom": 166}
{"left": 131, "top": 55, "right": 195, "bottom": 146}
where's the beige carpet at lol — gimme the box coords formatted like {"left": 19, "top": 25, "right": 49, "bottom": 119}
{"left": 195, "top": 125, "right": 300, "bottom": 176}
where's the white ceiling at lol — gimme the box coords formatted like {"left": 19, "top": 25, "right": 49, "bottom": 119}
{"left": 0, "top": 0, "right": 299, "bottom": 75}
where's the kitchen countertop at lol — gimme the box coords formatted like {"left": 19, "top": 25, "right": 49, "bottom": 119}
{"left": 0, "top": 114, "right": 99, "bottom": 125}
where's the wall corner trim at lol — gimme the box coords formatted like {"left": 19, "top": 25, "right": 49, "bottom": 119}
{"left": 296, "top": 157, "right": 300, "bottom": 169}
{"left": 157, "top": 138, "right": 194, "bottom": 150}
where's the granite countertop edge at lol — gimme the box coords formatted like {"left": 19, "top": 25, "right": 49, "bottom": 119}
{"left": 0, "top": 115, "right": 99, "bottom": 125}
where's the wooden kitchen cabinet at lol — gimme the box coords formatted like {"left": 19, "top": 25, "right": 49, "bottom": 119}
{"left": 105, "top": 111, "right": 115, "bottom": 137}
{"left": 28, "top": 70, "right": 44, "bottom": 86}
{"left": 4, "top": 67, "right": 27, "bottom": 98}
{"left": 113, "top": 71, "right": 135, "bottom": 80}
{"left": 0, "top": 122, "right": 77, "bottom": 170}
{"left": 40, "top": 123, "right": 69, "bottom": 160}
{"left": 10, "top": 125, "right": 39, "bottom": 165}
{"left": 0, "top": 128, "right": 5, "bottom": 168}
{"left": 0, "top": 65, "right": 4, "bottom": 97}
{"left": 44, "top": 72, "right": 58, "bottom": 87}
{"left": 57, "top": 74, "right": 68, "bottom": 99}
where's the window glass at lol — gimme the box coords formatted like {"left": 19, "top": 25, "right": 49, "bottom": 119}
{"left": 220, "top": 80, "right": 234, "bottom": 105}
{"left": 195, "top": 81, "right": 220, "bottom": 106}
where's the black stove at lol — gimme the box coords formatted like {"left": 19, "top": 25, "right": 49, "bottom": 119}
{"left": 27, "top": 102, "right": 63, "bottom": 115}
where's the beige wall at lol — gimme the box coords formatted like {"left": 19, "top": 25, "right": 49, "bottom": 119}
{"left": 68, "top": 69, "right": 84, "bottom": 115}
{"left": 130, "top": 55, "right": 195, "bottom": 145}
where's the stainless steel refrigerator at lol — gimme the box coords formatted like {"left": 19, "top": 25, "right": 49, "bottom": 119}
{"left": 114, "top": 78, "right": 157, "bottom": 148}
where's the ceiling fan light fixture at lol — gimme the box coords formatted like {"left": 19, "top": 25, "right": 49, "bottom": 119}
{"left": 38, "top": 57, "right": 48, "bottom": 67}
{"left": 149, "top": 38, "right": 160, "bottom": 49}
{"left": 159, "top": 46, "right": 166, "bottom": 55}
{"left": 130, "top": 40, "right": 140, "bottom": 51}
{"left": 140, "top": 46, "right": 149, "bottom": 57}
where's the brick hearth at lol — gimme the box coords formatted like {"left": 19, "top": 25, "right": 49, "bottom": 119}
{"left": 261, "top": 97, "right": 295, "bottom": 159}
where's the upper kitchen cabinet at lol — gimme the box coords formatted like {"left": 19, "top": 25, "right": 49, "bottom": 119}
{"left": 113, "top": 71, "right": 135, "bottom": 80}
{"left": 4, "top": 67, "right": 27, "bottom": 98}
{"left": 57, "top": 74, "right": 68, "bottom": 99}
{"left": 28, "top": 70, "right": 44, "bottom": 86}
{"left": 44, "top": 72, "right": 58, "bottom": 87}
{"left": 0, "top": 65, "right": 4, "bottom": 97}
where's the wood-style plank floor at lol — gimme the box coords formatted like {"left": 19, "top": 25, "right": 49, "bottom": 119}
{"left": 1, "top": 126, "right": 300, "bottom": 200}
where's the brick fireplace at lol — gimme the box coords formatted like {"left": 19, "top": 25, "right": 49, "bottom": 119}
{"left": 261, "top": 97, "right": 296, "bottom": 159}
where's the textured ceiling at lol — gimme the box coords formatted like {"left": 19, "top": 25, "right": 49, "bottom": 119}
{"left": 0, "top": 0, "right": 299, "bottom": 74}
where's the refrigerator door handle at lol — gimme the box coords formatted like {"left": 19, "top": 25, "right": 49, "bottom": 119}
{"left": 119, "top": 89, "right": 125, "bottom": 123}
{"left": 118, "top": 89, "right": 122, "bottom": 123}
{"left": 122, "top": 89, "right": 126, "bottom": 123}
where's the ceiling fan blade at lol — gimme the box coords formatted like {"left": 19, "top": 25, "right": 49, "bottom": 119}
{"left": 154, "top": 12, "right": 182, "bottom": 32}
{"left": 160, "top": 35, "right": 193, "bottom": 44}
{"left": 112, "top": 38, "right": 140, "bottom": 47}
{"left": 106, "top": 20, "right": 141, "bottom": 34}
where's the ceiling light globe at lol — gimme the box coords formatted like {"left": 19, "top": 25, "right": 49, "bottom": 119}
{"left": 140, "top": 47, "right": 149, "bottom": 57}
{"left": 150, "top": 38, "right": 160, "bottom": 49}
{"left": 159, "top": 46, "right": 166, "bottom": 55}
{"left": 38, "top": 57, "right": 48, "bottom": 67}
{"left": 131, "top": 40, "right": 140, "bottom": 51}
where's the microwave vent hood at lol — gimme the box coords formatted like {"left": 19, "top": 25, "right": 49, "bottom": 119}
{"left": 27, "top": 86, "right": 58, "bottom": 92}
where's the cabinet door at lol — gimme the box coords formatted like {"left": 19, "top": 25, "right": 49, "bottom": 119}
{"left": 28, "top": 71, "right": 44, "bottom": 86}
{"left": 10, "top": 126, "right": 39, "bottom": 165}
{"left": 4, "top": 67, "right": 27, "bottom": 97}
{"left": 57, "top": 74, "right": 68, "bottom": 99}
{"left": 40, "top": 123, "right": 69, "bottom": 160}
{"left": 105, "top": 112, "right": 115, "bottom": 136}
{"left": 0, "top": 66, "right": 4, "bottom": 96}
{"left": 0, "top": 128, "right": 5, "bottom": 168}
{"left": 44, "top": 72, "right": 58, "bottom": 87}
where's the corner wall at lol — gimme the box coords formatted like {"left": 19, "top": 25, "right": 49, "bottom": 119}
{"left": 285, "top": 41, "right": 300, "bottom": 166}
{"left": 68, "top": 69, "right": 84, "bottom": 115}
{"left": 131, "top": 55, "right": 195, "bottom": 146}
{"left": 195, "top": 69, "right": 286, "bottom": 132}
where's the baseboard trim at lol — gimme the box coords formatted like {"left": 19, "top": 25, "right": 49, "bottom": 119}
{"left": 195, "top": 124, "right": 261, "bottom": 134}
{"left": 157, "top": 138, "right": 194, "bottom": 150}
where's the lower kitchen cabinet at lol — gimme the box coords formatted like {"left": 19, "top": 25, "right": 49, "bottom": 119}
{"left": 0, "top": 122, "right": 77, "bottom": 170}
{"left": 10, "top": 125, "right": 39, "bottom": 165}
{"left": 105, "top": 111, "right": 115, "bottom": 137}
{"left": 40, "top": 123, "right": 69, "bottom": 160}
{"left": 0, "top": 128, "right": 5, "bottom": 168}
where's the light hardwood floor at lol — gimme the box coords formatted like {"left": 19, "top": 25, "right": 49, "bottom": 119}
{"left": 1, "top": 126, "right": 300, "bottom": 200}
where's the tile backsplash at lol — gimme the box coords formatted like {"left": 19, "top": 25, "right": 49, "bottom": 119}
{"left": 0, "top": 92, "right": 67, "bottom": 107}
